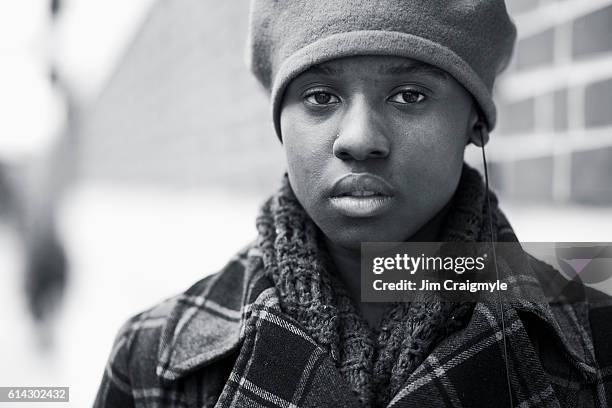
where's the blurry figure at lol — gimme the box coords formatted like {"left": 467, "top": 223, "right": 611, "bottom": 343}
{"left": 19, "top": 0, "right": 73, "bottom": 334}
{"left": 0, "top": 0, "right": 72, "bottom": 345}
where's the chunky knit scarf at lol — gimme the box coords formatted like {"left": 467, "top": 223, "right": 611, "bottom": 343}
{"left": 254, "top": 164, "right": 510, "bottom": 407}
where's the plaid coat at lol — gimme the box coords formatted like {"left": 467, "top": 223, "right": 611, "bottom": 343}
{"left": 94, "top": 243, "right": 612, "bottom": 407}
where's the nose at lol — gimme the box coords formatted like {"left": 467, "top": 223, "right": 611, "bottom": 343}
{"left": 332, "top": 97, "right": 390, "bottom": 161}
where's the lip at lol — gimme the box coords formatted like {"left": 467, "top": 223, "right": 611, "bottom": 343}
{"left": 329, "top": 173, "right": 395, "bottom": 217}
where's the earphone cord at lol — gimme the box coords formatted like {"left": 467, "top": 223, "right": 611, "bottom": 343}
{"left": 479, "top": 125, "right": 514, "bottom": 407}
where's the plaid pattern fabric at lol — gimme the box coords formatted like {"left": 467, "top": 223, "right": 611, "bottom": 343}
{"left": 94, "top": 243, "right": 612, "bottom": 407}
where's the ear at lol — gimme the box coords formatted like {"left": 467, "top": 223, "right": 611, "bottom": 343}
{"left": 466, "top": 106, "right": 489, "bottom": 147}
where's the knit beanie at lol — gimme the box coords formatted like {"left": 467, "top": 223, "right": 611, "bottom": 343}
{"left": 246, "top": 0, "right": 516, "bottom": 140}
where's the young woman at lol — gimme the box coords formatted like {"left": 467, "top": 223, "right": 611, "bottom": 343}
{"left": 94, "top": 1, "right": 612, "bottom": 407}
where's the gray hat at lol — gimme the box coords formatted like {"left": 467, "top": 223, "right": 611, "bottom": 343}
{"left": 246, "top": 0, "right": 516, "bottom": 140}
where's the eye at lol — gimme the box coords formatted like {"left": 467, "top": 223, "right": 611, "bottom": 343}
{"left": 304, "top": 91, "right": 340, "bottom": 105}
{"left": 389, "top": 90, "right": 427, "bottom": 104}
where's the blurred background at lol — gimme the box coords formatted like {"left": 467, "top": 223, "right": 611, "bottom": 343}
{"left": 0, "top": 0, "right": 611, "bottom": 406}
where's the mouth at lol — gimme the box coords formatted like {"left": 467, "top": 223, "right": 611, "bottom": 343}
{"left": 335, "top": 190, "right": 385, "bottom": 197}
{"left": 329, "top": 173, "right": 395, "bottom": 217}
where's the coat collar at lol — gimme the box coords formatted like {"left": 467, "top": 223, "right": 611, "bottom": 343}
{"left": 155, "top": 244, "right": 270, "bottom": 383}
{"left": 155, "top": 241, "right": 598, "bottom": 385}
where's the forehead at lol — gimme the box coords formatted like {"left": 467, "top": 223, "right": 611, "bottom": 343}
{"left": 301, "top": 55, "right": 450, "bottom": 81}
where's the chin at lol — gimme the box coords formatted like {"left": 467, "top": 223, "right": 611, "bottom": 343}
{"left": 320, "top": 220, "right": 419, "bottom": 251}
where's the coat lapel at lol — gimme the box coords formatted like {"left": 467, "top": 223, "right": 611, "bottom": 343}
{"left": 156, "top": 252, "right": 250, "bottom": 383}
{"left": 214, "top": 286, "right": 361, "bottom": 408}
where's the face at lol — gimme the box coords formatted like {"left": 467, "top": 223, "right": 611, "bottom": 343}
{"left": 279, "top": 55, "right": 480, "bottom": 251}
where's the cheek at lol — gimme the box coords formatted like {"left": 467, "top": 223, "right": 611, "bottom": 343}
{"left": 280, "top": 107, "right": 332, "bottom": 202}
{"left": 390, "top": 114, "right": 467, "bottom": 206}
{"left": 393, "top": 115, "right": 466, "bottom": 168}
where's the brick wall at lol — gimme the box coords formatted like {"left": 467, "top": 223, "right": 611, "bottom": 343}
{"left": 488, "top": 0, "right": 612, "bottom": 204}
